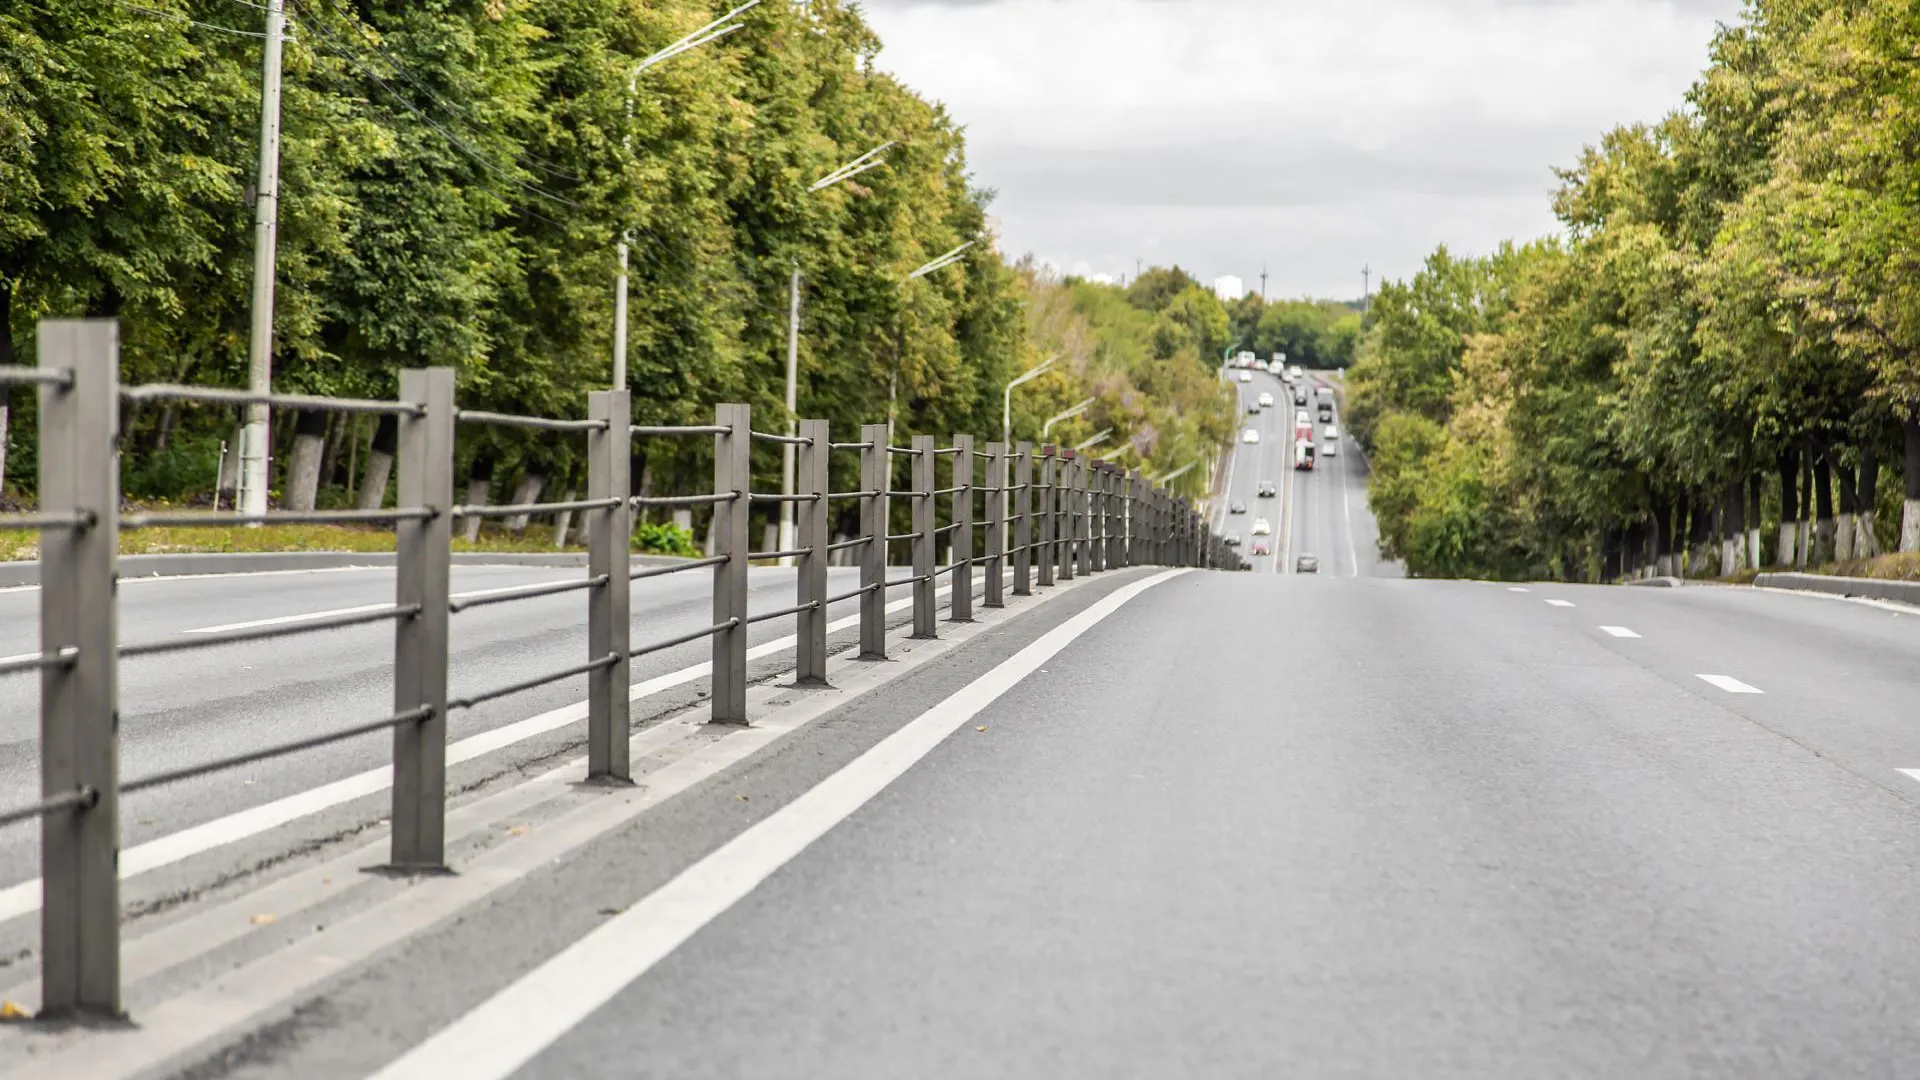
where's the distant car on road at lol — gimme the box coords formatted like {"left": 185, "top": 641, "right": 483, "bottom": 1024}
{"left": 1317, "top": 403, "right": 1334, "bottom": 422}
{"left": 1296, "top": 553, "right": 1320, "bottom": 574}
{"left": 1247, "top": 401, "right": 1262, "bottom": 415}
{"left": 1257, "top": 481, "right": 1277, "bottom": 498}
{"left": 1242, "top": 428, "right": 1260, "bottom": 444}
{"left": 1293, "top": 390, "right": 1307, "bottom": 406}
{"left": 1257, "top": 392, "right": 1274, "bottom": 408}
{"left": 1251, "top": 517, "right": 1272, "bottom": 536}
{"left": 1229, "top": 500, "right": 1247, "bottom": 515}
{"left": 1295, "top": 410, "right": 1311, "bottom": 426}
{"left": 1251, "top": 539, "right": 1272, "bottom": 557}
{"left": 1324, "top": 423, "right": 1339, "bottom": 440}
{"left": 1237, "top": 370, "right": 1253, "bottom": 383}
{"left": 1223, "top": 533, "right": 1243, "bottom": 547}
{"left": 1322, "top": 439, "right": 1338, "bottom": 457}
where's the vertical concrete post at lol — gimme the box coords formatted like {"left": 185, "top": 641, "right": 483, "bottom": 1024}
{"left": 984, "top": 442, "right": 1007, "bottom": 608}
{"left": 1013, "top": 442, "right": 1034, "bottom": 596}
{"left": 858, "top": 423, "right": 889, "bottom": 659}
{"left": 392, "top": 367, "right": 454, "bottom": 869}
{"left": 911, "top": 435, "right": 937, "bottom": 638}
{"left": 1036, "top": 447, "right": 1056, "bottom": 587}
{"left": 586, "top": 388, "right": 631, "bottom": 780}
{"left": 37, "top": 320, "right": 121, "bottom": 1018}
{"left": 795, "top": 418, "right": 831, "bottom": 684}
{"left": 711, "top": 403, "right": 752, "bottom": 723}
{"left": 950, "top": 434, "right": 974, "bottom": 621}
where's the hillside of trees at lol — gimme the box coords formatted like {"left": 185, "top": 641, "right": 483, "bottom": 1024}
{"left": 1347, "top": 0, "right": 1920, "bottom": 581}
{"left": 1, "top": 0, "right": 1230, "bottom": 534}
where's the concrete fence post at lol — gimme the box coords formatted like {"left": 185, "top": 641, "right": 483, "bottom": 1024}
{"left": 1058, "top": 451, "right": 1077, "bottom": 582}
{"left": 858, "top": 423, "right": 889, "bottom": 659}
{"left": 984, "top": 442, "right": 1006, "bottom": 608}
{"left": 951, "top": 434, "right": 974, "bottom": 621}
{"left": 392, "top": 367, "right": 455, "bottom": 870}
{"left": 711, "top": 403, "right": 751, "bottom": 723}
{"left": 1014, "top": 442, "right": 1034, "bottom": 596}
{"left": 586, "top": 388, "right": 631, "bottom": 781}
{"left": 37, "top": 320, "right": 122, "bottom": 1018}
{"left": 1036, "top": 447, "right": 1057, "bottom": 587}
{"left": 796, "top": 418, "right": 831, "bottom": 684}
{"left": 911, "top": 434, "right": 937, "bottom": 638}
{"left": 1089, "top": 463, "right": 1108, "bottom": 573}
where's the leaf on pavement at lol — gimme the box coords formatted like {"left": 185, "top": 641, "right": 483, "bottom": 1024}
{"left": 250, "top": 913, "right": 275, "bottom": 926}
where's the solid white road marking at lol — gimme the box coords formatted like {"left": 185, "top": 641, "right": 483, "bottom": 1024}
{"left": 367, "top": 569, "right": 1189, "bottom": 1080}
{"left": 1599, "top": 626, "right": 1640, "bottom": 638}
{"left": 0, "top": 588, "right": 946, "bottom": 923}
{"left": 1899, "top": 769, "right": 1920, "bottom": 786}
{"left": 1338, "top": 436, "right": 1359, "bottom": 577}
{"left": 1696, "top": 674, "right": 1763, "bottom": 694}
{"left": 1545, "top": 599, "right": 1576, "bottom": 608}
{"left": 1507, "top": 586, "right": 1531, "bottom": 593}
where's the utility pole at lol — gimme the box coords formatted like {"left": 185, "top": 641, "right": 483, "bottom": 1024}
{"left": 778, "top": 265, "right": 801, "bottom": 564}
{"left": 1362, "top": 265, "right": 1372, "bottom": 311}
{"left": 1259, "top": 265, "right": 1268, "bottom": 302}
{"left": 240, "top": 0, "right": 286, "bottom": 518}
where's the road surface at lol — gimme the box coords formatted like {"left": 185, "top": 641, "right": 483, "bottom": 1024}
{"left": 121, "top": 568, "right": 1920, "bottom": 1079}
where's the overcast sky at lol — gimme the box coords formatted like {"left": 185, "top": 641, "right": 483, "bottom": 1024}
{"left": 857, "top": 0, "right": 1747, "bottom": 299}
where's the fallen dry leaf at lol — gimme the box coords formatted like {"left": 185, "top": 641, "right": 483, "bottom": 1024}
{"left": 505, "top": 825, "right": 530, "bottom": 837}
{"left": 975, "top": 726, "right": 987, "bottom": 732}
{"left": 250, "top": 914, "right": 275, "bottom": 926}
{"left": 0, "top": 1002, "right": 27, "bottom": 1020}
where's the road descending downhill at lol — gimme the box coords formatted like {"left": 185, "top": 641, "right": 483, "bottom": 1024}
{"left": 102, "top": 566, "right": 1920, "bottom": 1080}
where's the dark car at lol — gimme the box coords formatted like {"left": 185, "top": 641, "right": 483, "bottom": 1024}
{"left": 1295, "top": 553, "right": 1320, "bottom": 574}
{"left": 1257, "top": 481, "right": 1277, "bottom": 498}
{"left": 1293, "top": 391, "right": 1307, "bottom": 406}
{"left": 1246, "top": 401, "right": 1262, "bottom": 415}
{"left": 1229, "top": 500, "right": 1248, "bottom": 515}
{"left": 1223, "top": 533, "right": 1243, "bottom": 548}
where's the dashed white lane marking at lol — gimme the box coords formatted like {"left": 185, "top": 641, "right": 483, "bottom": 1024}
{"left": 1899, "top": 769, "right": 1920, "bottom": 786}
{"left": 0, "top": 587, "right": 948, "bottom": 923}
{"left": 1545, "top": 599, "right": 1575, "bottom": 608}
{"left": 1507, "top": 586, "right": 1531, "bottom": 592}
{"left": 1696, "top": 674, "right": 1763, "bottom": 694}
{"left": 1599, "top": 626, "right": 1640, "bottom": 638}
{"left": 366, "top": 569, "right": 1189, "bottom": 1080}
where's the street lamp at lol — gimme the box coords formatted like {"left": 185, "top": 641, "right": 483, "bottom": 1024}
{"left": 1072, "top": 428, "right": 1112, "bottom": 453}
{"left": 1042, "top": 397, "right": 1096, "bottom": 440}
{"left": 887, "top": 239, "right": 979, "bottom": 445}
{"left": 1003, "top": 354, "right": 1058, "bottom": 446}
{"left": 775, "top": 142, "right": 897, "bottom": 563}
{"left": 615, "top": 0, "right": 761, "bottom": 390}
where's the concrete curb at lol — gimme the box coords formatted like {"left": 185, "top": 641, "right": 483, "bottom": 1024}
{"left": 1753, "top": 571, "right": 1920, "bottom": 605}
{"left": 1626, "top": 576, "right": 1684, "bottom": 588}
{"left": 0, "top": 550, "right": 696, "bottom": 588}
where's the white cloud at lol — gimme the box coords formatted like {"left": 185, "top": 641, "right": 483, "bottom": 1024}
{"left": 860, "top": 0, "right": 1744, "bottom": 297}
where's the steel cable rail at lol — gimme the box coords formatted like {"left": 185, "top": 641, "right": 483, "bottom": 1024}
{"left": 4, "top": 329, "right": 1234, "bottom": 1018}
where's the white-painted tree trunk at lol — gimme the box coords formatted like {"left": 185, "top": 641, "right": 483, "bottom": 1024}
{"left": 1834, "top": 512, "right": 1856, "bottom": 562}
{"left": 551, "top": 487, "right": 577, "bottom": 548}
{"left": 1777, "top": 523, "right": 1797, "bottom": 569}
{"left": 0, "top": 404, "right": 10, "bottom": 495}
{"left": 1720, "top": 536, "right": 1738, "bottom": 577}
{"left": 464, "top": 477, "right": 490, "bottom": 543}
{"left": 1813, "top": 517, "right": 1836, "bottom": 565}
{"left": 357, "top": 451, "right": 393, "bottom": 510}
{"left": 1903, "top": 498, "right": 1920, "bottom": 553}
{"left": 1856, "top": 513, "right": 1879, "bottom": 558}
{"left": 218, "top": 423, "right": 244, "bottom": 500}
{"left": 283, "top": 432, "right": 326, "bottom": 512}
{"left": 1797, "top": 520, "right": 1811, "bottom": 568}
{"left": 504, "top": 473, "right": 544, "bottom": 533}
{"left": 1746, "top": 527, "right": 1761, "bottom": 570}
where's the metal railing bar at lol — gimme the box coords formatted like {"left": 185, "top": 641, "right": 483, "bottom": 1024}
{"left": 885, "top": 446, "right": 923, "bottom": 456}
{"left": 123, "top": 507, "right": 435, "bottom": 529}
{"left": 449, "top": 654, "right": 619, "bottom": 712}
{"left": 749, "top": 431, "right": 813, "bottom": 446}
{"left": 454, "top": 409, "right": 607, "bottom": 433}
{"left": 0, "top": 365, "right": 72, "bottom": 389}
{"left": 452, "top": 497, "right": 622, "bottom": 520}
{"left": 121, "top": 384, "right": 423, "bottom": 417}
{"left": 829, "top": 441, "right": 874, "bottom": 450}
{"left": 933, "top": 485, "right": 965, "bottom": 496}
{"left": 631, "top": 492, "right": 739, "bottom": 508}
{"left": 0, "top": 511, "right": 95, "bottom": 531}
{"left": 121, "top": 604, "right": 420, "bottom": 657}
{"left": 122, "top": 707, "right": 434, "bottom": 795}
{"left": 826, "top": 536, "right": 872, "bottom": 553}
{"left": 629, "top": 555, "right": 729, "bottom": 582}
{"left": 631, "top": 424, "right": 732, "bottom": 437}
{"left": 884, "top": 491, "right": 924, "bottom": 498}
{"left": 884, "top": 574, "right": 930, "bottom": 588}
{"left": 0, "top": 647, "right": 78, "bottom": 678}
{"left": 827, "top": 490, "right": 880, "bottom": 500}
{"left": 747, "top": 492, "right": 820, "bottom": 504}
{"left": 745, "top": 600, "right": 820, "bottom": 625}
{"left": 823, "top": 582, "right": 881, "bottom": 604}
{"left": 935, "top": 521, "right": 963, "bottom": 536}
{"left": 932, "top": 447, "right": 963, "bottom": 456}
{"left": 748, "top": 548, "right": 811, "bottom": 561}
{"left": 449, "top": 574, "right": 607, "bottom": 614}
{"left": 0, "top": 786, "right": 97, "bottom": 830}
{"left": 628, "top": 618, "right": 738, "bottom": 660}
{"left": 887, "top": 531, "right": 922, "bottom": 542}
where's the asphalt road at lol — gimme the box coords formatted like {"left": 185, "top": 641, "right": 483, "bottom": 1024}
{"left": 0, "top": 562, "right": 917, "bottom": 892}
{"left": 481, "top": 573, "right": 1920, "bottom": 1079}
{"left": 1218, "top": 366, "right": 1398, "bottom": 577}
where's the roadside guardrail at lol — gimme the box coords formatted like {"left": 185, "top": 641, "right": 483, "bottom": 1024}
{"left": 1, "top": 318, "right": 1243, "bottom": 1018}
